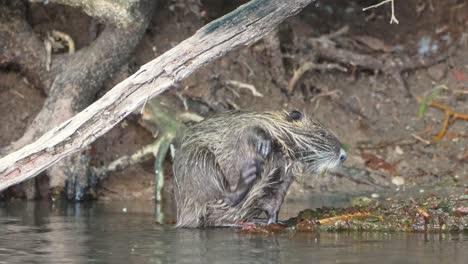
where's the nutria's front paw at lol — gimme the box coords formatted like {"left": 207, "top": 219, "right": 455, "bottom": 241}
{"left": 256, "top": 137, "right": 271, "bottom": 159}
{"left": 252, "top": 128, "right": 272, "bottom": 159}
{"left": 226, "top": 159, "right": 262, "bottom": 206}
{"left": 240, "top": 159, "right": 262, "bottom": 187}
{"left": 236, "top": 160, "right": 262, "bottom": 196}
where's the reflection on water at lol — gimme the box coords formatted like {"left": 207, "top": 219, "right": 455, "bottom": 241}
{"left": 0, "top": 200, "right": 466, "bottom": 264}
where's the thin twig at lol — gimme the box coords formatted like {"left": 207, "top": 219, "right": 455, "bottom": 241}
{"left": 44, "top": 39, "right": 52, "bottom": 72}
{"left": 363, "top": 0, "right": 399, "bottom": 24}
{"left": 93, "top": 140, "right": 161, "bottom": 178}
{"left": 10, "top": 90, "right": 25, "bottom": 99}
{"left": 310, "top": 90, "right": 340, "bottom": 103}
{"left": 287, "top": 62, "right": 347, "bottom": 94}
{"left": 178, "top": 112, "right": 204, "bottom": 123}
{"left": 226, "top": 80, "right": 264, "bottom": 97}
{"left": 362, "top": 0, "right": 392, "bottom": 11}
{"left": 411, "top": 134, "right": 431, "bottom": 145}
{"left": 454, "top": 89, "right": 468, "bottom": 94}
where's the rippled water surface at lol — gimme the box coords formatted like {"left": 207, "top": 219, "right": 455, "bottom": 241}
{"left": 0, "top": 200, "right": 466, "bottom": 264}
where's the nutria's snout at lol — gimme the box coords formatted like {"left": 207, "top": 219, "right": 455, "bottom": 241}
{"left": 339, "top": 148, "right": 347, "bottom": 163}
{"left": 326, "top": 147, "right": 346, "bottom": 172}
{"left": 306, "top": 143, "right": 347, "bottom": 174}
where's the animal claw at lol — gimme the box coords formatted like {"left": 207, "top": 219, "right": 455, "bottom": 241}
{"left": 267, "top": 211, "right": 279, "bottom": 225}
{"left": 250, "top": 127, "right": 272, "bottom": 159}
{"left": 226, "top": 159, "right": 262, "bottom": 206}
{"left": 255, "top": 139, "right": 271, "bottom": 159}
{"left": 244, "top": 174, "right": 257, "bottom": 185}
{"left": 258, "top": 139, "right": 271, "bottom": 158}
{"left": 240, "top": 159, "right": 262, "bottom": 185}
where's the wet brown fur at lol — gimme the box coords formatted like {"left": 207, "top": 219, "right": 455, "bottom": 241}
{"left": 173, "top": 110, "right": 344, "bottom": 228}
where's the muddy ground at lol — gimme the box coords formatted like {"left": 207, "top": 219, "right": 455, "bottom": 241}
{"left": 0, "top": 0, "right": 467, "bottom": 202}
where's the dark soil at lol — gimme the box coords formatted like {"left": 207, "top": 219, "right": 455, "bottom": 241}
{"left": 1, "top": 0, "right": 467, "bottom": 202}
{"left": 0, "top": 71, "right": 44, "bottom": 148}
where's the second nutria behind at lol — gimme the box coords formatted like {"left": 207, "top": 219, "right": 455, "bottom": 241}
{"left": 173, "top": 110, "right": 346, "bottom": 228}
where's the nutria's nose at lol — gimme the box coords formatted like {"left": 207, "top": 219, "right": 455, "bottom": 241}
{"left": 339, "top": 148, "right": 347, "bottom": 163}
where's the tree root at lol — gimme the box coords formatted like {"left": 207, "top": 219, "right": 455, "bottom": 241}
{"left": 0, "top": 1, "right": 51, "bottom": 91}
{"left": 29, "top": 0, "right": 146, "bottom": 28}
{"left": 0, "top": 0, "right": 156, "bottom": 200}
{"left": 286, "top": 26, "right": 453, "bottom": 98}
{"left": 311, "top": 30, "right": 453, "bottom": 97}
{"left": 261, "top": 30, "right": 288, "bottom": 92}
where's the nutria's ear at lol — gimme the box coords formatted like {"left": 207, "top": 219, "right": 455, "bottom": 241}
{"left": 286, "top": 110, "right": 303, "bottom": 122}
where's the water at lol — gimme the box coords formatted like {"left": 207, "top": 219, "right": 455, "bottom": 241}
{"left": 0, "top": 200, "right": 467, "bottom": 264}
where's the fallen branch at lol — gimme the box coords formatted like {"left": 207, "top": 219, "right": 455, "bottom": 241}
{"left": 0, "top": 0, "right": 315, "bottom": 192}
{"left": 310, "top": 39, "right": 449, "bottom": 75}
{"left": 318, "top": 212, "right": 381, "bottom": 224}
{"left": 307, "top": 28, "right": 452, "bottom": 97}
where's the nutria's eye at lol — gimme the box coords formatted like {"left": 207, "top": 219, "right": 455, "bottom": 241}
{"left": 287, "top": 110, "right": 303, "bottom": 122}
{"left": 319, "top": 131, "right": 326, "bottom": 137}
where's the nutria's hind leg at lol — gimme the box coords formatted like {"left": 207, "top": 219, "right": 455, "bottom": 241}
{"left": 262, "top": 168, "right": 294, "bottom": 225}
{"left": 225, "top": 159, "right": 262, "bottom": 206}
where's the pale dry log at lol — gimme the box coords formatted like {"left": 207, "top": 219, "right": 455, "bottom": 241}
{"left": 3, "top": 24, "right": 152, "bottom": 153}
{"left": 0, "top": 0, "right": 315, "bottom": 192}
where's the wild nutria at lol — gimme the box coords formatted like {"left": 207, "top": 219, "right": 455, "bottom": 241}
{"left": 173, "top": 110, "right": 346, "bottom": 228}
